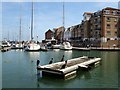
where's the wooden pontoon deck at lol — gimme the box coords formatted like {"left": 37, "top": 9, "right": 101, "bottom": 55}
{"left": 37, "top": 56, "right": 101, "bottom": 79}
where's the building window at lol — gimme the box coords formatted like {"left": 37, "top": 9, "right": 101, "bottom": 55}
{"left": 106, "top": 24, "right": 111, "bottom": 29}
{"left": 107, "top": 38, "right": 110, "bottom": 41}
{"left": 112, "top": 11, "right": 116, "bottom": 15}
{"left": 107, "top": 31, "right": 111, "bottom": 35}
{"left": 114, "top": 18, "right": 117, "bottom": 22}
{"left": 106, "top": 17, "right": 110, "bottom": 22}
{"left": 117, "top": 11, "right": 120, "bottom": 15}
{"left": 115, "top": 24, "right": 117, "bottom": 29}
{"left": 104, "top": 10, "right": 110, "bottom": 14}
{"left": 115, "top": 31, "right": 117, "bottom": 35}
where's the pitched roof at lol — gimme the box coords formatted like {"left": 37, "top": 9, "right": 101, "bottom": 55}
{"left": 103, "top": 7, "right": 120, "bottom": 10}
{"left": 83, "top": 12, "right": 93, "bottom": 16}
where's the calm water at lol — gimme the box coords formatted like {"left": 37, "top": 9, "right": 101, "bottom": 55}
{"left": 2, "top": 49, "right": 119, "bottom": 88}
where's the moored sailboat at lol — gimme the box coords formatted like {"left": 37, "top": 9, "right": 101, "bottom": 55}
{"left": 25, "top": 2, "right": 40, "bottom": 51}
{"left": 60, "top": 2, "right": 72, "bottom": 50}
{"left": 60, "top": 41, "right": 72, "bottom": 50}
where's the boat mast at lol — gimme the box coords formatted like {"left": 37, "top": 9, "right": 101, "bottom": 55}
{"left": 63, "top": 1, "right": 65, "bottom": 29}
{"left": 62, "top": 1, "right": 65, "bottom": 42}
{"left": 19, "top": 11, "right": 22, "bottom": 42}
{"left": 19, "top": 3, "right": 22, "bottom": 43}
{"left": 31, "top": 1, "right": 34, "bottom": 41}
{"left": 8, "top": 31, "right": 9, "bottom": 41}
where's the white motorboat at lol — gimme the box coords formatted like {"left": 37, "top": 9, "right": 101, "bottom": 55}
{"left": 12, "top": 43, "right": 24, "bottom": 49}
{"left": 60, "top": 42, "right": 72, "bottom": 50}
{"left": 2, "top": 41, "right": 11, "bottom": 47}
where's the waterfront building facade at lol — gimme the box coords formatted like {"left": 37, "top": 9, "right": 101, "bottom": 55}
{"left": 44, "top": 7, "right": 120, "bottom": 47}
{"left": 43, "top": 29, "right": 56, "bottom": 43}
{"left": 64, "top": 26, "right": 73, "bottom": 42}
{"left": 70, "top": 7, "right": 120, "bottom": 47}
{"left": 45, "top": 29, "right": 54, "bottom": 40}
{"left": 89, "top": 7, "right": 120, "bottom": 47}
{"left": 71, "top": 24, "right": 81, "bottom": 46}
{"left": 53, "top": 26, "right": 65, "bottom": 43}
{"left": 101, "top": 7, "right": 120, "bottom": 42}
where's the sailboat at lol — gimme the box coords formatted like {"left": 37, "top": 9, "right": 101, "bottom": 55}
{"left": 12, "top": 12, "right": 24, "bottom": 49}
{"left": 25, "top": 2, "right": 40, "bottom": 51}
{"left": 60, "top": 2, "right": 72, "bottom": 50}
{"left": 12, "top": 5, "right": 24, "bottom": 49}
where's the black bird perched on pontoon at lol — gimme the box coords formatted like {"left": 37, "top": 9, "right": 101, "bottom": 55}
{"left": 61, "top": 60, "right": 67, "bottom": 69}
{"left": 49, "top": 58, "right": 53, "bottom": 64}
{"left": 37, "top": 60, "right": 40, "bottom": 66}
{"left": 61, "top": 55, "right": 64, "bottom": 62}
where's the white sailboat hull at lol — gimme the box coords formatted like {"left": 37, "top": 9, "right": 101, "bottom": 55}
{"left": 52, "top": 44, "right": 61, "bottom": 49}
{"left": 25, "top": 43, "right": 40, "bottom": 51}
{"left": 60, "top": 42, "right": 72, "bottom": 50}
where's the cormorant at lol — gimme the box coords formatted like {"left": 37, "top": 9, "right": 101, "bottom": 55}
{"left": 37, "top": 60, "right": 40, "bottom": 66}
{"left": 61, "top": 60, "right": 67, "bottom": 69}
{"left": 61, "top": 55, "right": 64, "bottom": 62}
{"left": 49, "top": 58, "right": 53, "bottom": 64}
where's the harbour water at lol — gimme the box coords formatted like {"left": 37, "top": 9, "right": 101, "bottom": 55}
{"left": 2, "top": 49, "right": 119, "bottom": 88}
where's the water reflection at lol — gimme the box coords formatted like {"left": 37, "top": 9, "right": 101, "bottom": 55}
{"left": 64, "top": 50, "right": 72, "bottom": 60}
{"left": 36, "top": 70, "right": 92, "bottom": 88}
{"left": 100, "top": 52, "right": 118, "bottom": 77}
{"left": 14, "top": 49, "right": 23, "bottom": 52}
{"left": 36, "top": 75, "right": 67, "bottom": 88}
{"left": 25, "top": 52, "right": 40, "bottom": 61}
{"left": 77, "top": 70, "right": 91, "bottom": 80}
{"left": 53, "top": 49, "right": 60, "bottom": 52}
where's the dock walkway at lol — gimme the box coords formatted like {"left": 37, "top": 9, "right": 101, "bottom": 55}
{"left": 72, "top": 47, "right": 120, "bottom": 51}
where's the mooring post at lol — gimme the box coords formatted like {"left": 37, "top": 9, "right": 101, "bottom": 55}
{"left": 37, "top": 60, "right": 40, "bottom": 76}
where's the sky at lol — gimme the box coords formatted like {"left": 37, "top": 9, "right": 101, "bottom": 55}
{"left": 1, "top": 1, "right": 119, "bottom": 41}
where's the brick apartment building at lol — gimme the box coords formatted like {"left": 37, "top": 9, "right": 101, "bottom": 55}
{"left": 71, "top": 24, "right": 80, "bottom": 46}
{"left": 65, "top": 7, "right": 120, "bottom": 47}
{"left": 89, "top": 7, "right": 120, "bottom": 47}
{"left": 90, "top": 7, "right": 120, "bottom": 42}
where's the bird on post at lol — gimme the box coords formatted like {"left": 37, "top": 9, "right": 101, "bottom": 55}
{"left": 37, "top": 60, "right": 40, "bottom": 66}
{"left": 61, "top": 55, "right": 64, "bottom": 62}
{"left": 49, "top": 58, "right": 53, "bottom": 64}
